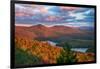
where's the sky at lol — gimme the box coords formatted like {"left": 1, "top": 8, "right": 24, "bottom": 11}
{"left": 15, "top": 4, "right": 95, "bottom": 27}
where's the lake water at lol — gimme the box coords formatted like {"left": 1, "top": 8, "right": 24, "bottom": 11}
{"left": 71, "top": 48, "right": 88, "bottom": 53}
{"left": 47, "top": 41, "right": 88, "bottom": 53}
{"left": 47, "top": 41, "right": 57, "bottom": 46}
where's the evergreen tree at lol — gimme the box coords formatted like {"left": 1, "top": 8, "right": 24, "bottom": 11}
{"left": 15, "top": 47, "right": 42, "bottom": 66}
{"left": 57, "top": 42, "right": 77, "bottom": 63}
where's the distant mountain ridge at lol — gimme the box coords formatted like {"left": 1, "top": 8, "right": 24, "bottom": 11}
{"left": 15, "top": 24, "right": 94, "bottom": 40}
{"left": 78, "top": 26, "right": 94, "bottom": 31}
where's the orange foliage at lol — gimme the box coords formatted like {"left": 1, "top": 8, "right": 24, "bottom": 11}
{"left": 15, "top": 37, "right": 62, "bottom": 64}
{"left": 15, "top": 37, "right": 95, "bottom": 64}
{"left": 75, "top": 52, "right": 95, "bottom": 62}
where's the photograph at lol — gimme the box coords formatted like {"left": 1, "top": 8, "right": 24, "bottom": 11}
{"left": 13, "top": 1, "right": 96, "bottom": 68}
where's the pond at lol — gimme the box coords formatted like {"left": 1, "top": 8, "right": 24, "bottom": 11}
{"left": 47, "top": 40, "right": 88, "bottom": 53}
{"left": 47, "top": 41, "right": 57, "bottom": 46}
{"left": 71, "top": 48, "right": 88, "bottom": 53}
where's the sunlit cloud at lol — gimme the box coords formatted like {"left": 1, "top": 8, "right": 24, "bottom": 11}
{"left": 15, "top": 4, "right": 95, "bottom": 27}
{"left": 15, "top": 24, "right": 34, "bottom": 27}
{"left": 60, "top": 6, "right": 79, "bottom": 11}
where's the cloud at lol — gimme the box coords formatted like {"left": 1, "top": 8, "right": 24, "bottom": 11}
{"left": 66, "top": 22, "right": 94, "bottom": 27}
{"left": 15, "top": 4, "right": 35, "bottom": 17}
{"left": 69, "top": 12, "right": 86, "bottom": 20}
{"left": 60, "top": 6, "right": 79, "bottom": 11}
{"left": 15, "top": 4, "right": 95, "bottom": 27}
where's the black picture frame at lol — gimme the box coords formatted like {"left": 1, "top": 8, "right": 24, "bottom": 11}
{"left": 11, "top": 0, "right": 97, "bottom": 69}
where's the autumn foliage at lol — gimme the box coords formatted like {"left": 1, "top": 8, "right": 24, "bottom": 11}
{"left": 15, "top": 37, "right": 62, "bottom": 64}
{"left": 15, "top": 36, "right": 95, "bottom": 66}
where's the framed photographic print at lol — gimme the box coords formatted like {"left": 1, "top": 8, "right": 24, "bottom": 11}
{"left": 11, "top": 0, "right": 96, "bottom": 68}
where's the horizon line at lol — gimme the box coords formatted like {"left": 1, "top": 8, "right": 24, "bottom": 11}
{"left": 15, "top": 23, "right": 93, "bottom": 27}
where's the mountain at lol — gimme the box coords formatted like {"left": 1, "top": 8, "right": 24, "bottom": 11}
{"left": 30, "top": 24, "right": 86, "bottom": 37}
{"left": 28, "top": 24, "right": 55, "bottom": 38}
{"left": 15, "top": 26, "right": 37, "bottom": 39}
{"left": 15, "top": 24, "right": 93, "bottom": 41}
{"left": 77, "top": 26, "right": 94, "bottom": 39}
{"left": 51, "top": 25, "right": 85, "bottom": 35}
{"left": 78, "top": 26, "right": 94, "bottom": 31}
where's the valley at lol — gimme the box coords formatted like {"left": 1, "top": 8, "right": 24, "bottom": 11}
{"left": 15, "top": 24, "right": 95, "bottom": 67}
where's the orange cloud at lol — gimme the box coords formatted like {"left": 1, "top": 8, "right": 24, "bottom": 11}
{"left": 60, "top": 6, "right": 78, "bottom": 11}
{"left": 15, "top": 11, "right": 34, "bottom": 17}
{"left": 15, "top": 12, "right": 26, "bottom": 17}
{"left": 40, "top": 8, "right": 48, "bottom": 13}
